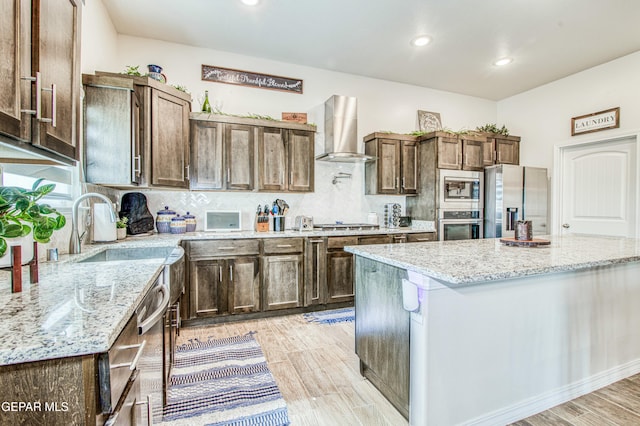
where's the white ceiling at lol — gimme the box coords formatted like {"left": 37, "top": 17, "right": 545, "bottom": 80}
{"left": 101, "top": 0, "right": 640, "bottom": 101}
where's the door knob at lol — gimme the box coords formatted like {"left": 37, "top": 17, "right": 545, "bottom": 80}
{"left": 562, "top": 223, "right": 570, "bottom": 229}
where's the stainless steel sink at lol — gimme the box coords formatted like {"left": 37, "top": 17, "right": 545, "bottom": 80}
{"left": 77, "top": 246, "right": 175, "bottom": 263}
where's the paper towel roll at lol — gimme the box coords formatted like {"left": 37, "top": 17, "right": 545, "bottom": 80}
{"left": 93, "top": 203, "right": 117, "bottom": 242}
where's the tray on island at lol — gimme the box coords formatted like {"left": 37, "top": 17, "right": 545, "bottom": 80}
{"left": 500, "top": 237, "right": 550, "bottom": 247}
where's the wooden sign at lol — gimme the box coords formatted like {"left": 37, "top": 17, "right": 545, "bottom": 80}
{"left": 281, "top": 112, "right": 307, "bottom": 123}
{"left": 571, "top": 107, "right": 620, "bottom": 136}
{"left": 202, "top": 64, "right": 303, "bottom": 94}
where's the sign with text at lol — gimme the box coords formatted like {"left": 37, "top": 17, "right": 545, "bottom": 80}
{"left": 202, "top": 65, "right": 303, "bottom": 94}
{"left": 571, "top": 107, "right": 620, "bottom": 136}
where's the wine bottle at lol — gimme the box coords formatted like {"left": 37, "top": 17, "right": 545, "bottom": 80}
{"left": 201, "top": 90, "right": 212, "bottom": 113}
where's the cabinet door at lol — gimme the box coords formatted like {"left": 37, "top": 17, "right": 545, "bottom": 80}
{"left": 228, "top": 256, "right": 260, "bottom": 314}
{"left": 263, "top": 254, "right": 303, "bottom": 310}
{"left": 0, "top": 0, "right": 30, "bottom": 141}
{"left": 496, "top": 139, "right": 520, "bottom": 165}
{"left": 32, "top": 0, "right": 81, "bottom": 160}
{"left": 400, "top": 140, "right": 418, "bottom": 194}
{"left": 225, "top": 124, "right": 254, "bottom": 190}
{"left": 287, "top": 130, "right": 314, "bottom": 192}
{"left": 189, "top": 259, "right": 227, "bottom": 318}
{"left": 150, "top": 90, "right": 190, "bottom": 188}
{"left": 378, "top": 139, "right": 401, "bottom": 194}
{"left": 305, "top": 238, "right": 325, "bottom": 306}
{"left": 84, "top": 82, "right": 139, "bottom": 185}
{"left": 190, "top": 120, "right": 224, "bottom": 189}
{"left": 257, "top": 127, "right": 286, "bottom": 191}
{"left": 482, "top": 138, "right": 495, "bottom": 166}
{"left": 437, "top": 136, "right": 462, "bottom": 170}
{"left": 461, "top": 138, "right": 484, "bottom": 171}
{"left": 326, "top": 251, "right": 354, "bottom": 304}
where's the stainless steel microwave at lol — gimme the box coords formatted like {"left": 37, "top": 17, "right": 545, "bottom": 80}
{"left": 439, "top": 170, "right": 483, "bottom": 210}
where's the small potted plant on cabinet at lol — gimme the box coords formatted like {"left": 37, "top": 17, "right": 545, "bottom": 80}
{"left": 116, "top": 216, "right": 128, "bottom": 240}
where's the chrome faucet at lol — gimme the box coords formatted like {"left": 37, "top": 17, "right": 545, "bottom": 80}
{"left": 69, "top": 193, "right": 117, "bottom": 254}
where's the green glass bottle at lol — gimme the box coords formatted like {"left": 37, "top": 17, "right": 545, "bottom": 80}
{"left": 201, "top": 90, "right": 212, "bottom": 113}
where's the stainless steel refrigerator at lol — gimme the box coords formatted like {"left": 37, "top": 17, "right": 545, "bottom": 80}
{"left": 484, "top": 164, "right": 549, "bottom": 238}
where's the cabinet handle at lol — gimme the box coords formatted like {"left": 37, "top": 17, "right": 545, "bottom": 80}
{"left": 289, "top": 171, "right": 293, "bottom": 185}
{"left": 402, "top": 177, "right": 405, "bottom": 189}
{"left": 185, "top": 164, "right": 190, "bottom": 179}
{"left": 396, "top": 177, "right": 400, "bottom": 189}
{"left": 414, "top": 238, "right": 431, "bottom": 241}
{"left": 229, "top": 265, "right": 233, "bottom": 282}
{"left": 20, "top": 71, "right": 41, "bottom": 119}
{"left": 39, "top": 83, "right": 57, "bottom": 127}
{"left": 219, "top": 265, "right": 222, "bottom": 282}
{"left": 133, "top": 156, "right": 141, "bottom": 175}
{"left": 227, "top": 167, "right": 230, "bottom": 183}
{"left": 497, "top": 151, "right": 501, "bottom": 162}
{"left": 309, "top": 239, "right": 323, "bottom": 243}
{"left": 111, "top": 340, "right": 146, "bottom": 370}
{"left": 217, "top": 247, "right": 235, "bottom": 250}
{"left": 276, "top": 244, "right": 293, "bottom": 248}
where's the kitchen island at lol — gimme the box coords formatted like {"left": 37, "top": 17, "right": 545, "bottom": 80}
{"left": 346, "top": 235, "right": 640, "bottom": 425}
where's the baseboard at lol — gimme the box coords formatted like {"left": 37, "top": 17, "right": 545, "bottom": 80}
{"left": 463, "top": 358, "right": 640, "bottom": 426}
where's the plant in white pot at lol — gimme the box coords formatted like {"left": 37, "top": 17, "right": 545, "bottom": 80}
{"left": 0, "top": 179, "right": 66, "bottom": 266}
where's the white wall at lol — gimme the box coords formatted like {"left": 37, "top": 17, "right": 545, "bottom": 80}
{"left": 80, "top": 0, "right": 118, "bottom": 73}
{"left": 498, "top": 51, "right": 640, "bottom": 171}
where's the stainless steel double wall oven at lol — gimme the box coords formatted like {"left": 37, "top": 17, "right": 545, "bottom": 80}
{"left": 438, "top": 170, "right": 483, "bottom": 240}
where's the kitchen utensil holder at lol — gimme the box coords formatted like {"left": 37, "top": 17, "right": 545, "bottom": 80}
{"left": 273, "top": 215, "right": 285, "bottom": 232}
{"left": 255, "top": 214, "right": 269, "bottom": 232}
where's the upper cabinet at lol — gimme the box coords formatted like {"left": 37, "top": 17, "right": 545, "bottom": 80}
{"left": 83, "top": 72, "right": 191, "bottom": 188}
{"left": 364, "top": 133, "right": 418, "bottom": 195}
{"left": 190, "top": 113, "right": 315, "bottom": 192}
{"left": 0, "top": 0, "right": 81, "bottom": 162}
{"left": 479, "top": 133, "right": 521, "bottom": 167}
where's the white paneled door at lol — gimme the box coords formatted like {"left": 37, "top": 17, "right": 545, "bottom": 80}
{"left": 559, "top": 136, "right": 637, "bottom": 237}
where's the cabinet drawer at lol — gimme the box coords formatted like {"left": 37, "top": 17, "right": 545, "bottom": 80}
{"left": 407, "top": 233, "right": 436, "bottom": 243}
{"left": 188, "top": 239, "right": 260, "bottom": 257}
{"left": 327, "top": 236, "right": 359, "bottom": 249}
{"left": 359, "top": 235, "right": 392, "bottom": 245}
{"left": 263, "top": 238, "right": 304, "bottom": 254}
{"left": 102, "top": 313, "right": 139, "bottom": 414}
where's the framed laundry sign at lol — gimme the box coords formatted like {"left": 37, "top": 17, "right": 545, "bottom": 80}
{"left": 571, "top": 107, "right": 620, "bottom": 136}
{"left": 201, "top": 64, "right": 303, "bottom": 94}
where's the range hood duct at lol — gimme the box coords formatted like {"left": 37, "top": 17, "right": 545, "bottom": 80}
{"left": 316, "top": 95, "right": 374, "bottom": 162}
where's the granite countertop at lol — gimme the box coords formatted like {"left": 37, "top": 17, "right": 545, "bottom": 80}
{"left": 0, "top": 227, "right": 433, "bottom": 366}
{"left": 345, "top": 234, "right": 640, "bottom": 285}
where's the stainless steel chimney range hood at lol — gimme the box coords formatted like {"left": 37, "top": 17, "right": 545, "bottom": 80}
{"left": 315, "top": 95, "right": 374, "bottom": 163}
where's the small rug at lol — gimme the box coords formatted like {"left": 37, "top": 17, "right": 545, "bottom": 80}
{"left": 303, "top": 307, "right": 355, "bottom": 324}
{"left": 160, "top": 331, "right": 290, "bottom": 426}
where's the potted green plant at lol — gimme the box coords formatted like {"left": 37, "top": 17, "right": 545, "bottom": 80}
{"left": 0, "top": 179, "right": 66, "bottom": 266}
{"left": 116, "top": 216, "right": 128, "bottom": 240}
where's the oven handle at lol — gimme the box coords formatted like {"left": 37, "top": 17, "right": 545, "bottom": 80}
{"left": 138, "top": 284, "right": 170, "bottom": 335}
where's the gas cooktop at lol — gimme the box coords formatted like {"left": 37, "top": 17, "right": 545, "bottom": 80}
{"left": 313, "top": 223, "right": 380, "bottom": 231}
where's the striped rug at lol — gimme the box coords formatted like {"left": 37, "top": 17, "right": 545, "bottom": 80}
{"left": 160, "top": 332, "right": 290, "bottom": 426}
{"left": 303, "top": 307, "right": 355, "bottom": 324}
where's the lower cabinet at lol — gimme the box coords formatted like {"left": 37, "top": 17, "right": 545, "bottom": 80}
{"left": 189, "top": 256, "right": 260, "bottom": 318}
{"left": 262, "top": 254, "right": 303, "bottom": 310}
{"left": 184, "top": 233, "right": 435, "bottom": 321}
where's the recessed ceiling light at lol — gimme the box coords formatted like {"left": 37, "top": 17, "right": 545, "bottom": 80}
{"left": 411, "top": 35, "right": 432, "bottom": 47}
{"left": 241, "top": 0, "right": 259, "bottom": 5}
{"left": 494, "top": 57, "right": 513, "bottom": 66}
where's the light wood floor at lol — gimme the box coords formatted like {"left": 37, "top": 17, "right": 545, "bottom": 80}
{"left": 179, "top": 314, "right": 640, "bottom": 426}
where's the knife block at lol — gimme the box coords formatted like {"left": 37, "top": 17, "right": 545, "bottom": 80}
{"left": 255, "top": 214, "right": 269, "bottom": 232}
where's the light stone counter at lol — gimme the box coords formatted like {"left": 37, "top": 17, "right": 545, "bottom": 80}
{"left": 0, "top": 227, "right": 431, "bottom": 366}
{"left": 345, "top": 234, "right": 640, "bottom": 285}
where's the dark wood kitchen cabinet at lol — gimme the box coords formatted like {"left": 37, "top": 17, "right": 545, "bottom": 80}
{"left": 257, "top": 128, "right": 314, "bottom": 192}
{"left": 83, "top": 74, "right": 142, "bottom": 185}
{"left": 190, "top": 113, "right": 315, "bottom": 192}
{"left": 326, "top": 236, "right": 359, "bottom": 304}
{"left": 262, "top": 238, "right": 304, "bottom": 310}
{"left": 0, "top": 0, "right": 81, "bottom": 162}
{"left": 459, "top": 133, "right": 485, "bottom": 171}
{"left": 419, "top": 131, "right": 486, "bottom": 171}
{"left": 186, "top": 239, "right": 261, "bottom": 318}
{"left": 85, "top": 72, "right": 191, "bottom": 188}
{"left": 364, "top": 133, "right": 418, "bottom": 195}
{"left": 478, "top": 132, "right": 521, "bottom": 166}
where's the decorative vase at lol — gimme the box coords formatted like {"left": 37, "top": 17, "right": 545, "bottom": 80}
{"left": 117, "top": 227, "right": 127, "bottom": 240}
{"left": 0, "top": 234, "right": 35, "bottom": 268}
